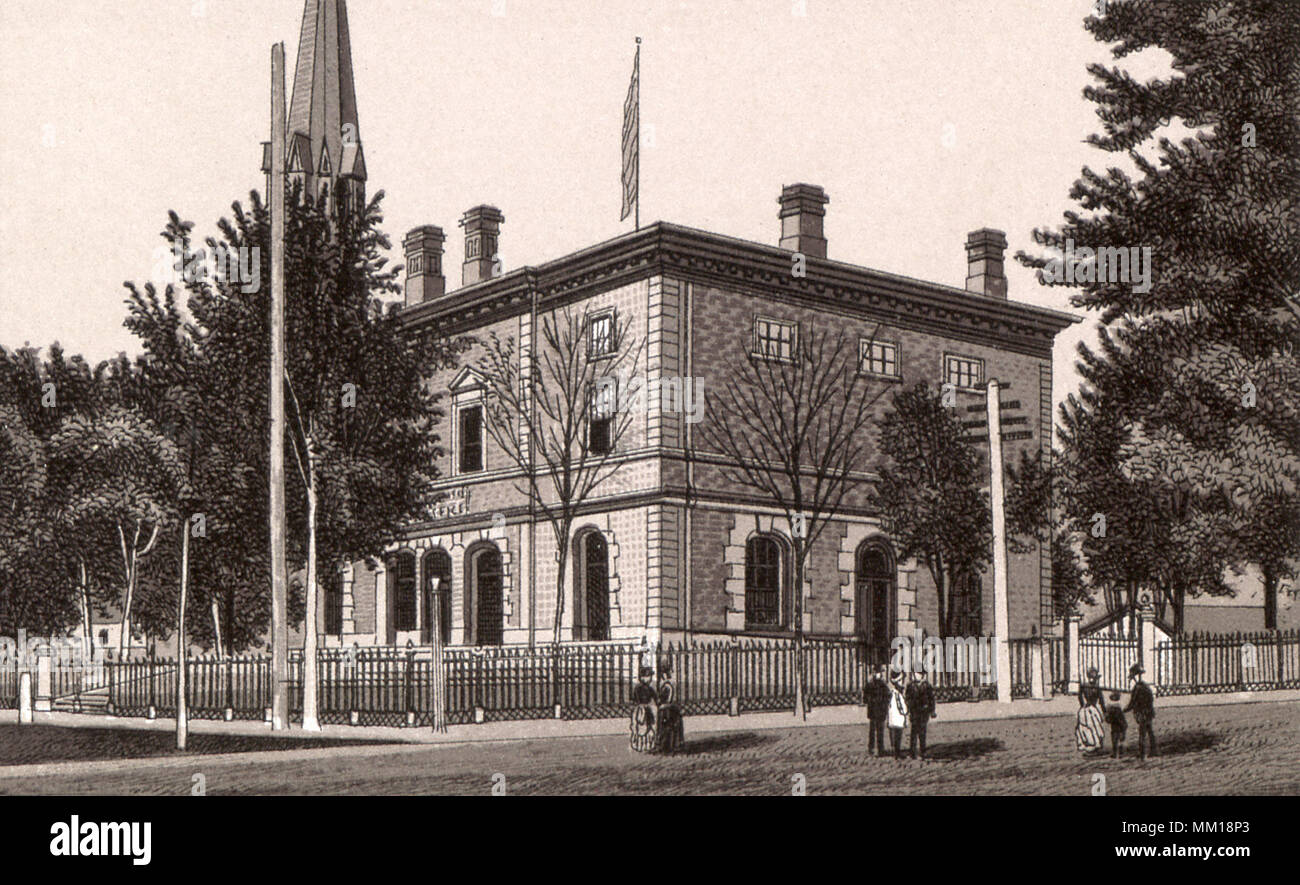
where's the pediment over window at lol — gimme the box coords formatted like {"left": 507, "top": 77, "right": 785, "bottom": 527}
{"left": 449, "top": 367, "right": 486, "bottom": 394}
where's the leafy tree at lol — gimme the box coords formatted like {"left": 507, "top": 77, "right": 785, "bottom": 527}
{"left": 1018, "top": 0, "right": 1300, "bottom": 630}
{"left": 874, "top": 382, "right": 991, "bottom": 638}
{"left": 47, "top": 405, "right": 187, "bottom": 656}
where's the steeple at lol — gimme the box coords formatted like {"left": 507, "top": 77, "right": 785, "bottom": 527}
{"left": 263, "top": 0, "right": 366, "bottom": 210}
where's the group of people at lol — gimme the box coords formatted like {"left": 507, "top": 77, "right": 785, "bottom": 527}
{"left": 630, "top": 661, "right": 685, "bottom": 754}
{"left": 1075, "top": 663, "right": 1157, "bottom": 759}
{"left": 863, "top": 666, "right": 936, "bottom": 759}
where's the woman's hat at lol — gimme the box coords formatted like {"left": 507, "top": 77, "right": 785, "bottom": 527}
{"left": 1086, "top": 666, "right": 1099, "bottom": 678}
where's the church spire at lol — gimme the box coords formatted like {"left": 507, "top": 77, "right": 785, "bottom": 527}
{"left": 264, "top": 0, "right": 366, "bottom": 209}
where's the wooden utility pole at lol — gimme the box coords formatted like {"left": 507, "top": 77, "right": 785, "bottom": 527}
{"left": 987, "top": 378, "right": 1012, "bottom": 702}
{"left": 176, "top": 522, "right": 190, "bottom": 750}
{"left": 269, "top": 42, "right": 289, "bottom": 730}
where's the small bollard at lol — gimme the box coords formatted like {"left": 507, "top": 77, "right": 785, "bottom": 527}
{"left": 554, "top": 703, "right": 562, "bottom": 720}
{"left": 474, "top": 705, "right": 486, "bottom": 724}
{"left": 406, "top": 711, "right": 416, "bottom": 728}
{"left": 264, "top": 706, "right": 273, "bottom": 723}
{"left": 349, "top": 710, "right": 359, "bottom": 726}
{"left": 224, "top": 707, "right": 234, "bottom": 722}
{"left": 147, "top": 705, "right": 157, "bottom": 720}
{"left": 729, "top": 697, "right": 740, "bottom": 717}
{"left": 18, "top": 672, "right": 33, "bottom": 724}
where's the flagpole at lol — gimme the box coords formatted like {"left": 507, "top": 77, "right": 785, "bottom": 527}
{"left": 635, "top": 36, "right": 641, "bottom": 231}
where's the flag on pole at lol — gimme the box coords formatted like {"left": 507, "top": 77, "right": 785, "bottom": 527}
{"left": 621, "top": 39, "right": 641, "bottom": 225}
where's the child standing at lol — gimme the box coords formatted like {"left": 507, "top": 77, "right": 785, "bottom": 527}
{"left": 1105, "top": 691, "right": 1127, "bottom": 758}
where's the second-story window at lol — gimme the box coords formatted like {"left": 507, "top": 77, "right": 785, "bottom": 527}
{"left": 588, "top": 311, "right": 615, "bottom": 359}
{"left": 459, "top": 405, "right": 483, "bottom": 473}
{"left": 589, "top": 381, "right": 615, "bottom": 455}
{"left": 944, "top": 354, "right": 984, "bottom": 391}
{"left": 753, "top": 317, "right": 797, "bottom": 361}
{"left": 860, "top": 339, "right": 899, "bottom": 377}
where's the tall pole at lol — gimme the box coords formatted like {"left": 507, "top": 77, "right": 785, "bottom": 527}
{"left": 269, "top": 42, "right": 290, "bottom": 730}
{"left": 987, "top": 378, "right": 1012, "bottom": 702}
{"left": 634, "top": 37, "right": 641, "bottom": 231}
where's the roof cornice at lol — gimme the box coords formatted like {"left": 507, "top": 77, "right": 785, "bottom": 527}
{"left": 399, "top": 222, "right": 1078, "bottom": 355}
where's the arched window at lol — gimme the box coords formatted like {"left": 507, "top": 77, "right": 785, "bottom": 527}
{"left": 422, "top": 549, "right": 453, "bottom": 645}
{"left": 574, "top": 531, "right": 610, "bottom": 641}
{"left": 388, "top": 551, "right": 417, "bottom": 636}
{"left": 856, "top": 542, "right": 896, "bottom": 652}
{"left": 469, "top": 544, "right": 504, "bottom": 647}
{"left": 324, "top": 569, "right": 344, "bottom": 636}
{"left": 745, "top": 535, "right": 788, "bottom": 630}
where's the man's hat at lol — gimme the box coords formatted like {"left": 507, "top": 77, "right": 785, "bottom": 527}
{"left": 1129, "top": 663, "right": 1144, "bottom": 677}
{"left": 1086, "top": 666, "right": 1099, "bottom": 678}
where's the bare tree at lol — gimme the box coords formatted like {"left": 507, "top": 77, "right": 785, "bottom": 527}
{"left": 697, "top": 327, "right": 887, "bottom": 718}
{"left": 476, "top": 306, "right": 642, "bottom": 648}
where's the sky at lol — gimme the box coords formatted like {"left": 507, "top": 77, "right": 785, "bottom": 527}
{"left": 0, "top": 0, "right": 1178, "bottom": 412}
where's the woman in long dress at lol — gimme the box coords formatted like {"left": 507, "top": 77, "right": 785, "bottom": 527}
{"left": 655, "top": 661, "right": 685, "bottom": 754}
{"left": 630, "top": 666, "right": 658, "bottom": 753}
{"left": 1076, "top": 667, "right": 1106, "bottom": 754}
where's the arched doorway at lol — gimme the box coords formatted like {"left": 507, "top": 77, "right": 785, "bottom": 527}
{"left": 469, "top": 545, "right": 503, "bottom": 646}
{"left": 574, "top": 531, "right": 610, "bottom": 641}
{"left": 855, "top": 542, "right": 895, "bottom": 653}
{"left": 422, "top": 548, "right": 452, "bottom": 645}
{"left": 386, "top": 550, "right": 417, "bottom": 645}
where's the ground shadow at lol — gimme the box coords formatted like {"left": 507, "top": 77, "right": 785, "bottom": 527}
{"left": 1140, "top": 728, "right": 1218, "bottom": 758}
{"left": 677, "top": 731, "right": 777, "bottom": 756}
{"left": 923, "top": 737, "right": 1003, "bottom": 761}
{"left": 0, "top": 724, "right": 398, "bottom": 767}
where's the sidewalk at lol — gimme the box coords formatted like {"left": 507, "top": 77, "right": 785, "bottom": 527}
{"left": 3, "top": 686, "right": 1296, "bottom": 749}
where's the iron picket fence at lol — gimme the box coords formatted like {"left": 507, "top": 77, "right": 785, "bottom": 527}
{"left": 1155, "top": 629, "right": 1300, "bottom": 696}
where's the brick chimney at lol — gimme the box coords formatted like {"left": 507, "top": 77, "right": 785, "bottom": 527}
{"left": 460, "top": 205, "right": 505, "bottom": 286}
{"left": 404, "top": 226, "right": 446, "bottom": 307}
{"left": 778, "top": 184, "right": 830, "bottom": 259}
{"left": 965, "top": 228, "right": 1008, "bottom": 299}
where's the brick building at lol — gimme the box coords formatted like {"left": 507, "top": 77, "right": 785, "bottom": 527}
{"left": 279, "top": 1, "right": 1077, "bottom": 653}
{"left": 318, "top": 195, "right": 1076, "bottom": 650}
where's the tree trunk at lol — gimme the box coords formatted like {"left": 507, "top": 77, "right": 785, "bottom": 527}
{"left": 301, "top": 458, "right": 321, "bottom": 731}
{"left": 177, "top": 525, "right": 190, "bottom": 751}
{"left": 551, "top": 537, "right": 569, "bottom": 714}
{"left": 211, "top": 597, "right": 223, "bottom": 658}
{"left": 78, "top": 559, "right": 92, "bottom": 665}
{"left": 793, "top": 544, "right": 807, "bottom": 720}
{"left": 1263, "top": 565, "right": 1278, "bottom": 631}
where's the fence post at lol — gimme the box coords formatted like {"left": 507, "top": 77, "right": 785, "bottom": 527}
{"left": 18, "top": 671, "right": 33, "bottom": 723}
{"left": 224, "top": 655, "right": 235, "bottom": 721}
{"left": 1277, "top": 631, "right": 1286, "bottom": 688}
{"left": 147, "top": 651, "right": 157, "bottom": 720}
{"left": 1066, "top": 613, "right": 1081, "bottom": 695}
{"left": 729, "top": 637, "right": 740, "bottom": 717}
{"left": 405, "top": 646, "right": 416, "bottom": 727}
{"left": 1138, "top": 606, "right": 1155, "bottom": 682}
{"left": 1030, "top": 636, "right": 1046, "bottom": 699}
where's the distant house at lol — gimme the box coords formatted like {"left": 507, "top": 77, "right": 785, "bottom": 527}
{"left": 1080, "top": 564, "right": 1298, "bottom": 637}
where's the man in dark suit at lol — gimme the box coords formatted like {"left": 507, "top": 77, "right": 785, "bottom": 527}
{"left": 1124, "top": 663, "right": 1157, "bottom": 759}
{"left": 904, "top": 668, "right": 937, "bottom": 759}
{"left": 863, "top": 665, "right": 889, "bottom": 757}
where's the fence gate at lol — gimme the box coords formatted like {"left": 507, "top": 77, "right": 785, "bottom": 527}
{"left": 1078, "top": 635, "right": 1139, "bottom": 691}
